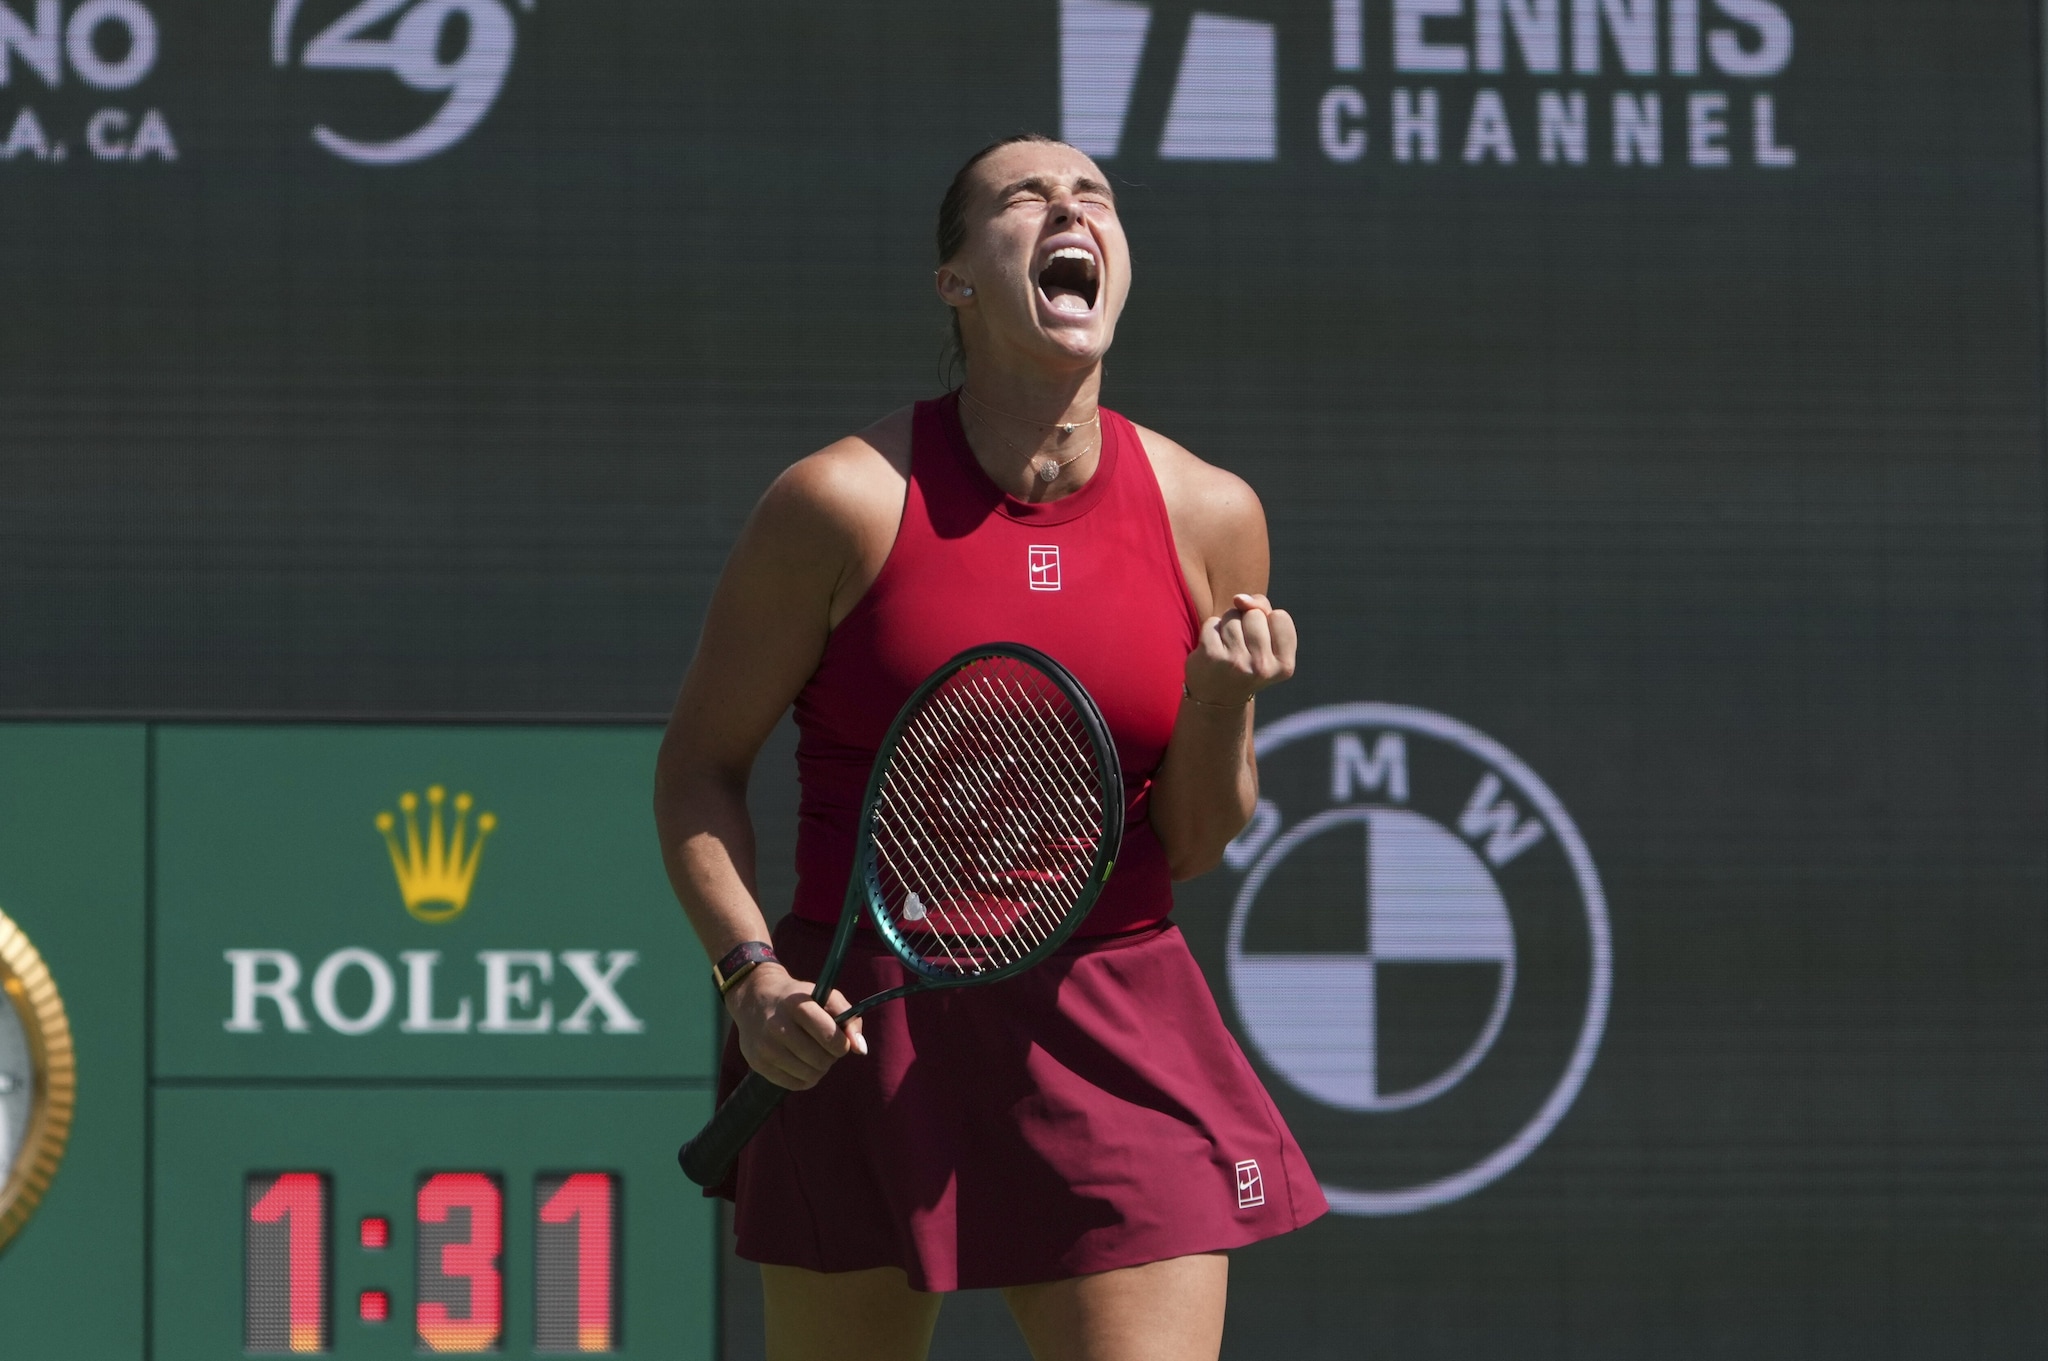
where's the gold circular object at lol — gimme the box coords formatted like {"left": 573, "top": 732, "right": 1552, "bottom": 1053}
{"left": 0, "top": 906, "right": 75, "bottom": 1253}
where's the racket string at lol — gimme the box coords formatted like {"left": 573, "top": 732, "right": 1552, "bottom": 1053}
{"left": 902, "top": 672, "right": 1091, "bottom": 902}
{"left": 870, "top": 778, "right": 994, "bottom": 960}
{"left": 875, "top": 724, "right": 1043, "bottom": 967}
{"left": 870, "top": 659, "right": 1109, "bottom": 975}
{"left": 956, "top": 664, "right": 1104, "bottom": 820}
{"left": 877, "top": 717, "right": 1064, "bottom": 969}
{"left": 912, "top": 672, "right": 1097, "bottom": 942}
{"left": 869, "top": 823, "right": 985, "bottom": 970}
{"left": 950, "top": 665, "right": 1106, "bottom": 858}
{"left": 872, "top": 786, "right": 1023, "bottom": 968}
{"left": 962, "top": 667, "right": 1122, "bottom": 900}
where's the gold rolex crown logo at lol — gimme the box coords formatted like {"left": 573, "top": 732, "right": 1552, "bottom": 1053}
{"left": 374, "top": 785, "right": 497, "bottom": 924}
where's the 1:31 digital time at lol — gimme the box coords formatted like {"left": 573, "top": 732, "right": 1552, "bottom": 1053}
{"left": 246, "top": 1169, "right": 618, "bottom": 1355}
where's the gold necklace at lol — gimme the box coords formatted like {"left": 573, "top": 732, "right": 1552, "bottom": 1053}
{"left": 959, "top": 388, "right": 1100, "bottom": 484}
{"left": 964, "top": 405, "right": 1099, "bottom": 485}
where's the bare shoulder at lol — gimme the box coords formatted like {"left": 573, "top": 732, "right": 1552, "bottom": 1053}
{"left": 737, "top": 406, "right": 914, "bottom": 621}
{"left": 1132, "top": 422, "right": 1270, "bottom": 608}
{"left": 757, "top": 406, "right": 913, "bottom": 541}
{"left": 1132, "top": 422, "right": 1266, "bottom": 537}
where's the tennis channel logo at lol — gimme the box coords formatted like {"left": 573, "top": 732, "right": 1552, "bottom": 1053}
{"left": 1062, "top": 0, "right": 1797, "bottom": 169}
{"left": 1223, "top": 703, "right": 1611, "bottom": 1215}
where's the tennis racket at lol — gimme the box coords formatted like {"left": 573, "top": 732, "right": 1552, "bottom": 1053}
{"left": 678, "top": 641, "right": 1123, "bottom": 1187}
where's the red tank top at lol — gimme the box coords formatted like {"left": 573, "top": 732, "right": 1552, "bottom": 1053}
{"left": 790, "top": 392, "right": 1201, "bottom": 937}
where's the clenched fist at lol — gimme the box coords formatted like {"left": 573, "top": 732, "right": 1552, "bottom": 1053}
{"left": 1184, "top": 593, "right": 1297, "bottom": 707}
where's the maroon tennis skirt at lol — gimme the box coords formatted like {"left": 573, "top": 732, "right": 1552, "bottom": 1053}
{"left": 712, "top": 914, "right": 1328, "bottom": 1292}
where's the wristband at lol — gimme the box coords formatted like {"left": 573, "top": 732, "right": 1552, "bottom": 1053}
{"left": 711, "top": 941, "right": 779, "bottom": 994}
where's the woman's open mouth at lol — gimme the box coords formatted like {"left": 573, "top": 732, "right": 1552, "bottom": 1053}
{"left": 1037, "top": 247, "right": 1100, "bottom": 316}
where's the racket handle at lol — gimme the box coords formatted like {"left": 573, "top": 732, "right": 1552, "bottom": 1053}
{"left": 678, "top": 1070, "right": 792, "bottom": 1187}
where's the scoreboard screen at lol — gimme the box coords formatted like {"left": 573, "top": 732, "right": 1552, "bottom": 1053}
{"left": 0, "top": 725, "right": 717, "bottom": 1359}
{"left": 242, "top": 1169, "right": 621, "bottom": 1354}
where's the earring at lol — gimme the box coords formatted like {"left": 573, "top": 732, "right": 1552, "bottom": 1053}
{"left": 961, "top": 287, "right": 974, "bottom": 296}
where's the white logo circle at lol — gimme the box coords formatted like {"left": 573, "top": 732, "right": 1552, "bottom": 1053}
{"left": 1232, "top": 806, "right": 1519, "bottom": 1114}
{"left": 1224, "top": 703, "right": 1611, "bottom": 1216}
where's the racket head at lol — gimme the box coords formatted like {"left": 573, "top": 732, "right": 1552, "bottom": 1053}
{"left": 853, "top": 643, "right": 1123, "bottom": 987}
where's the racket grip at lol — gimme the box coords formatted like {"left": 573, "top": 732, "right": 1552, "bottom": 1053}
{"left": 678, "top": 1070, "right": 792, "bottom": 1187}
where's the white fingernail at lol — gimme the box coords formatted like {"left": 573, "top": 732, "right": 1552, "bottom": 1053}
{"left": 853, "top": 1032, "right": 869, "bottom": 1055}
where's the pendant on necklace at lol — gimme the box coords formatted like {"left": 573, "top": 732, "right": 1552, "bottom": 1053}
{"left": 1037, "top": 461, "right": 1061, "bottom": 483}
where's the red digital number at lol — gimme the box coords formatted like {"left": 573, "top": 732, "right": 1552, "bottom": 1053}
{"left": 246, "top": 1173, "right": 329, "bottom": 1354}
{"left": 537, "top": 1174, "right": 616, "bottom": 1352}
{"left": 416, "top": 1172, "right": 504, "bottom": 1353}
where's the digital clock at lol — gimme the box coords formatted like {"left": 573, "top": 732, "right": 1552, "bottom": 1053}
{"left": 0, "top": 905, "right": 74, "bottom": 1254}
{"left": 153, "top": 1084, "right": 709, "bottom": 1358}
{"left": 244, "top": 1169, "right": 619, "bottom": 1354}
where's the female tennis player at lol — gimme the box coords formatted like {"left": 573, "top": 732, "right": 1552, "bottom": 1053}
{"left": 654, "top": 133, "right": 1326, "bottom": 1361}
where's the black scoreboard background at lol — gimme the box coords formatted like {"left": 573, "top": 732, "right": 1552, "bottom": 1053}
{"left": 4, "top": 1, "right": 2046, "bottom": 1357}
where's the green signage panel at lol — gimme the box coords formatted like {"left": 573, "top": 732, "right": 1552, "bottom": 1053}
{"left": 151, "top": 1086, "right": 716, "bottom": 1359}
{"left": 0, "top": 724, "right": 721, "bottom": 1358}
{"left": 0, "top": 725, "right": 148, "bottom": 1360}
{"left": 154, "top": 727, "right": 709, "bottom": 1081}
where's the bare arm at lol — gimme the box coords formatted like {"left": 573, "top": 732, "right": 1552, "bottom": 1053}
{"left": 1141, "top": 431, "right": 1297, "bottom": 880}
{"left": 653, "top": 417, "right": 907, "bottom": 1088}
